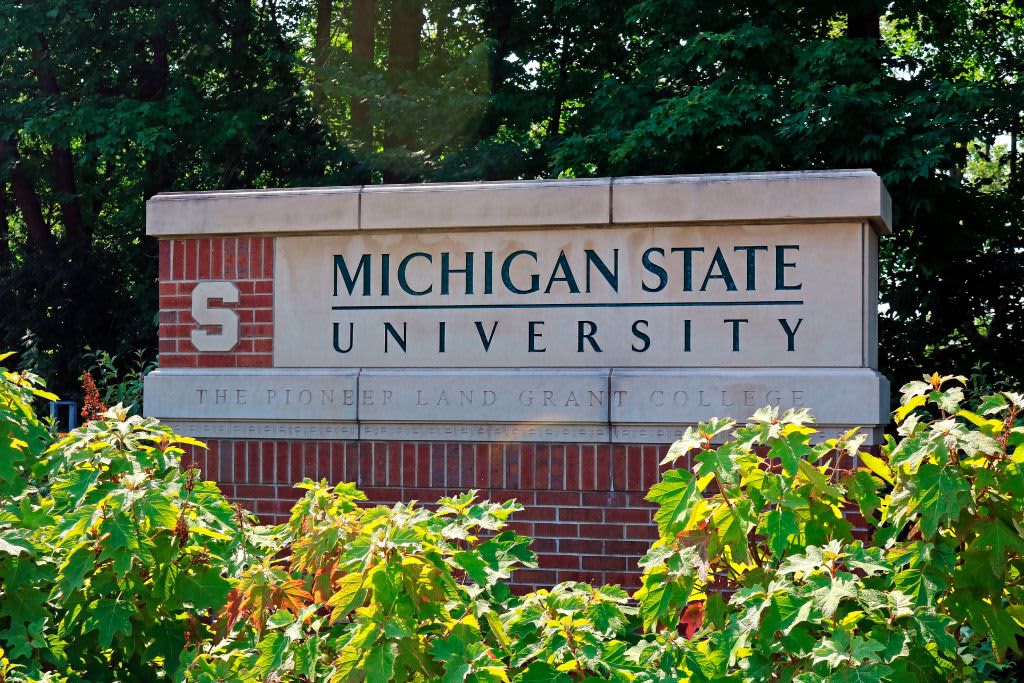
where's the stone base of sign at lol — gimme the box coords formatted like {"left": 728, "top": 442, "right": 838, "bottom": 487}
{"left": 176, "top": 437, "right": 870, "bottom": 591}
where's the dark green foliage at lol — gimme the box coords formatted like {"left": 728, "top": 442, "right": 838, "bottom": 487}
{"left": 2, "top": 1, "right": 1023, "bottom": 400}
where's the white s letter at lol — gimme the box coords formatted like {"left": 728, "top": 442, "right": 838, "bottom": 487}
{"left": 190, "top": 281, "right": 240, "bottom": 352}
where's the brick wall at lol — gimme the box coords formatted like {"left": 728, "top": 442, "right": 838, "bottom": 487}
{"left": 158, "top": 237, "right": 274, "bottom": 368}
{"left": 180, "top": 439, "right": 671, "bottom": 591}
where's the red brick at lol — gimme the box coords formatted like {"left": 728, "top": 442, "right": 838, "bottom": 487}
{"left": 558, "top": 538, "right": 596, "bottom": 554}
{"left": 198, "top": 238, "right": 212, "bottom": 278}
{"left": 559, "top": 507, "right": 602, "bottom": 522}
{"left": 604, "top": 540, "right": 649, "bottom": 555}
{"left": 474, "top": 445, "right": 489, "bottom": 488}
{"left": 491, "top": 489, "right": 535, "bottom": 505}
{"left": 536, "top": 491, "right": 580, "bottom": 506}
{"left": 582, "top": 491, "right": 627, "bottom": 507}
{"left": 235, "top": 484, "right": 276, "bottom": 499}
{"left": 233, "top": 442, "right": 247, "bottom": 482}
{"left": 445, "top": 443, "right": 461, "bottom": 489}
{"left": 642, "top": 445, "right": 660, "bottom": 490}
{"left": 250, "top": 238, "right": 263, "bottom": 279}
{"left": 224, "top": 240, "right": 237, "bottom": 279}
{"left": 564, "top": 445, "right": 580, "bottom": 490}
{"left": 556, "top": 570, "right": 602, "bottom": 584}
{"left": 197, "top": 354, "right": 237, "bottom": 367}
{"left": 159, "top": 240, "right": 171, "bottom": 280}
{"left": 626, "top": 524, "right": 659, "bottom": 540}
{"left": 604, "top": 572, "right": 642, "bottom": 588}
{"left": 241, "top": 323, "right": 273, "bottom": 338}
{"left": 159, "top": 354, "right": 198, "bottom": 368}
{"left": 580, "top": 523, "right": 623, "bottom": 539}
{"left": 489, "top": 447, "right": 504, "bottom": 489}
{"left": 596, "top": 445, "right": 611, "bottom": 489}
{"left": 627, "top": 445, "right": 643, "bottom": 491}
{"left": 236, "top": 355, "right": 272, "bottom": 367}
{"left": 612, "top": 445, "right": 626, "bottom": 491}
{"left": 288, "top": 442, "right": 303, "bottom": 482}
{"left": 604, "top": 508, "right": 651, "bottom": 523}
{"left": 172, "top": 239, "right": 185, "bottom": 280}
{"left": 550, "top": 445, "right": 566, "bottom": 490}
{"left": 504, "top": 444, "right": 520, "bottom": 489}
{"left": 247, "top": 447, "right": 259, "bottom": 484}
{"left": 534, "top": 444, "right": 550, "bottom": 489}
{"left": 211, "top": 238, "right": 224, "bottom": 278}
{"left": 237, "top": 239, "right": 250, "bottom": 279}
{"left": 519, "top": 443, "right": 535, "bottom": 489}
{"left": 582, "top": 555, "right": 629, "bottom": 571}
{"left": 535, "top": 522, "right": 577, "bottom": 538}
{"left": 539, "top": 553, "right": 580, "bottom": 570}
{"left": 580, "top": 445, "right": 596, "bottom": 490}
{"left": 263, "top": 239, "right": 274, "bottom": 277}
{"left": 514, "top": 569, "right": 557, "bottom": 586}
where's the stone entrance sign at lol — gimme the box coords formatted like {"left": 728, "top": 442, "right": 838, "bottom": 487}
{"left": 145, "top": 171, "right": 890, "bottom": 442}
{"left": 144, "top": 170, "right": 891, "bottom": 589}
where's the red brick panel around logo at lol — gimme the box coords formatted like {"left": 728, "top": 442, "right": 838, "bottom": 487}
{"left": 157, "top": 237, "right": 275, "bottom": 368}
{"left": 180, "top": 440, "right": 675, "bottom": 591}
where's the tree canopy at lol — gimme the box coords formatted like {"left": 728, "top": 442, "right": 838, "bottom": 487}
{"left": 1, "top": 0, "right": 1021, "bottom": 397}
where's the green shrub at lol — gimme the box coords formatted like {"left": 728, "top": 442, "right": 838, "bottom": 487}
{"left": 0, "top": 355, "right": 258, "bottom": 681}
{"left": 1, "top": 357, "right": 1023, "bottom": 682}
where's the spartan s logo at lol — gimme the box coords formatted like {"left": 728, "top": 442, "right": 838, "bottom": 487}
{"left": 190, "top": 281, "right": 240, "bottom": 352}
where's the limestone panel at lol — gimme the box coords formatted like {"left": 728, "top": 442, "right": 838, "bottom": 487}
{"left": 144, "top": 369, "right": 359, "bottom": 421}
{"left": 274, "top": 223, "right": 866, "bottom": 368}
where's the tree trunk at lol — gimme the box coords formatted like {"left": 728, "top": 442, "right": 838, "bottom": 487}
{"left": 141, "top": 15, "right": 173, "bottom": 200}
{"left": 350, "top": 0, "right": 376, "bottom": 144}
{"left": 0, "top": 138, "right": 56, "bottom": 260}
{"left": 313, "top": 0, "right": 333, "bottom": 107}
{"left": 382, "top": 0, "right": 423, "bottom": 182}
{"left": 546, "top": 35, "right": 569, "bottom": 140}
{"left": 846, "top": 1, "right": 881, "bottom": 41}
{"left": 387, "top": 0, "right": 421, "bottom": 73}
{"left": 33, "top": 36, "right": 89, "bottom": 246}
{"left": 478, "top": 0, "right": 516, "bottom": 140}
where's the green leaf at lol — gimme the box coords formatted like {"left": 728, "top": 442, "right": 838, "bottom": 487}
{"left": 328, "top": 572, "right": 366, "bottom": 620}
{"left": 87, "top": 599, "right": 132, "bottom": 648}
{"left": 365, "top": 642, "right": 396, "bottom": 683}
{"left": 98, "top": 510, "right": 141, "bottom": 575}
{"left": 844, "top": 470, "right": 882, "bottom": 519}
{"left": 961, "top": 598, "right": 1024, "bottom": 661}
{"left": 977, "top": 393, "right": 1009, "bottom": 415}
{"left": 647, "top": 468, "right": 704, "bottom": 536}
{"left": 695, "top": 444, "right": 742, "bottom": 487}
{"left": 636, "top": 566, "right": 691, "bottom": 632}
{"left": 174, "top": 567, "right": 232, "bottom": 611}
{"left": 255, "top": 631, "right": 289, "bottom": 677}
{"left": 769, "top": 432, "right": 813, "bottom": 476}
{"left": 797, "top": 460, "right": 843, "bottom": 500}
{"left": 915, "top": 612, "right": 957, "bottom": 652}
{"left": 969, "top": 519, "right": 1024, "bottom": 574}
{"left": 909, "top": 463, "right": 970, "bottom": 539}
{"left": 811, "top": 576, "right": 857, "bottom": 619}
{"left": 708, "top": 498, "right": 755, "bottom": 563}
{"left": 763, "top": 508, "right": 798, "bottom": 560}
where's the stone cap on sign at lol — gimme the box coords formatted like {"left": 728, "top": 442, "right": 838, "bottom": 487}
{"left": 146, "top": 169, "right": 892, "bottom": 237}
